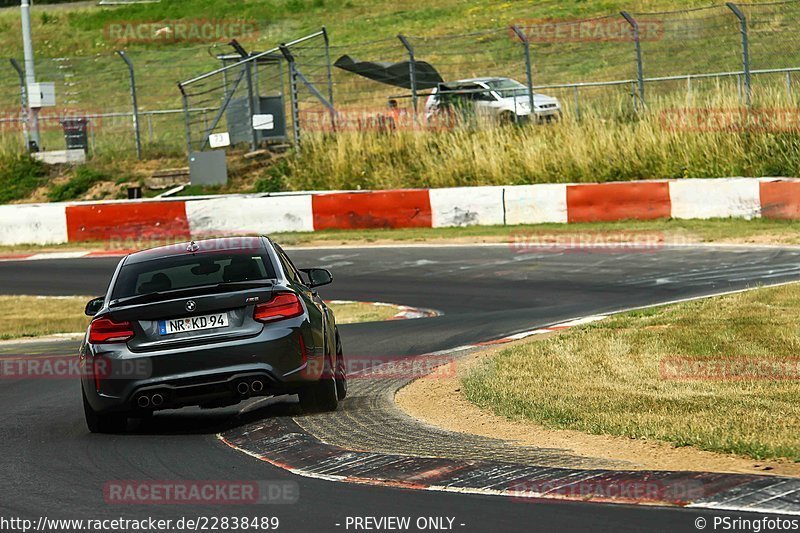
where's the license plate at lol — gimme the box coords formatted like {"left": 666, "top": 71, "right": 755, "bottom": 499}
{"left": 158, "top": 313, "right": 229, "bottom": 335}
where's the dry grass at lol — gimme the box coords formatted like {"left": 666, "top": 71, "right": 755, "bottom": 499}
{"left": 285, "top": 86, "right": 800, "bottom": 191}
{"left": 286, "top": 95, "right": 800, "bottom": 190}
{"left": 329, "top": 301, "right": 401, "bottom": 325}
{"left": 0, "top": 296, "right": 90, "bottom": 340}
{"left": 463, "top": 283, "right": 800, "bottom": 461}
{"left": 6, "top": 84, "right": 800, "bottom": 202}
{"left": 0, "top": 296, "right": 400, "bottom": 340}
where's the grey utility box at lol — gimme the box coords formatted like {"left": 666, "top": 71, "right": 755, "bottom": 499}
{"left": 226, "top": 95, "right": 287, "bottom": 146}
{"left": 189, "top": 150, "right": 228, "bottom": 186}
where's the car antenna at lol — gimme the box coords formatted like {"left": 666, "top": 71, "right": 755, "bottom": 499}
{"left": 187, "top": 241, "right": 199, "bottom": 254}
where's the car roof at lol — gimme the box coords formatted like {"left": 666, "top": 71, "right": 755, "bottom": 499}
{"left": 125, "top": 236, "right": 266, "bottom": 264}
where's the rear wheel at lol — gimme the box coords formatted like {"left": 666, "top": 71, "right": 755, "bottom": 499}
{"left": 298, "top": 345, "right": 339, "bottom": 413}
{"left": 83, "top": 387, "right": 127, "bottom": 433}
{"left": 298, "top": 372, "right": 338, "bottom": 413}
{"left": 335, "top": 333, "right": 347, "bottom": 400}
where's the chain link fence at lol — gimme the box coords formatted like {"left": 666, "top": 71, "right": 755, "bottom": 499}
{"left": 0, "top": 46, "right": 219, "bottom": 158}
{"left": 179, "top": 1, "right": 800, "bottom": 154}
{"left": 177, "top": 31, "right": 330, "bottom": 154}
{"left": 5, "top": 0, "right": 800, "bottom": 160}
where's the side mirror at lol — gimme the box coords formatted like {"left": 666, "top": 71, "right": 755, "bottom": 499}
{"left": 301, "top": 268, "right": 333, "bottom": 288}
{"left": 84, "top": 297, "right": 104, "bottom": 317}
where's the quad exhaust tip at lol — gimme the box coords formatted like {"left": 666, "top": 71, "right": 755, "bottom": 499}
{"left": 236, "top": 382, "right": 250, "bottom": 395}
{"left": 136, "top": 392, "right": 166, "bottom": 408}
{"left": 151, "top": 393, "right": 164, "bottom": 407}
{"left": 251, "top": 380, "right": 264, "bottom": 393}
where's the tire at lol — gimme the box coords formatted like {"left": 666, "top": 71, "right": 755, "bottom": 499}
{"left": 335, "top": 333, "right": 347, "bottom": 400}
{"left": 298, "top": 373, "right": 338, "bottom": 413}
{"left": 83, "top": 387, "right": 127, "bottom": 433}
{"left": 499, "top": 111, "right": 517, "bottom": 126}
{"left": 298, "top": 348, "right": 339, "bottom": 413}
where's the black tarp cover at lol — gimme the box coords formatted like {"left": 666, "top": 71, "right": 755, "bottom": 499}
{"left": 334, "top": 55, "right": 443, "bottom": 90}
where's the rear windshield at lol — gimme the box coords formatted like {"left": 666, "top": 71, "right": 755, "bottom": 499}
{"left": 111, "top": 252, "right": 277, "bottom": 300}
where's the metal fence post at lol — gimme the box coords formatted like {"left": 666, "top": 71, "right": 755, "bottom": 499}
{"left": 737, "top": 74, "right": 743, "bottom": 104}
{"left": 228, "top": 42, "right": 258, "bottom": 151}
{"left": 21, "top": 0, "right": 40, "bottom": 151}
{"left": 280, "top": 45, "right": 301, "bottom": 149}
{"left": 253, "top": 60, "right": 260, "bottom": 101}
{"left": 89, "top": 120, "right": 96, "bottom": 153}
{"left": 510, "top": 25, "right": 535, "bottom": 112}
{"left": 397, "top": 34, "right": 418, "bottom": 115}
{"left": 322, "top": 26, "right": 336, "bottom": 130}
{"left": 621, "top": 11, "right": 645, "bottom": 107}
{"left": 116, "top": 50, "right": 142, "bottom": 159}
{"left": 574, "top": 86, "right": 581, "bottom": 121}
{"left": 178, "top": 83, "right": 193, "bottom": 157}
{"left": 245, "top": 61, "right": 258, "bottom": 151}
{"left": 9, "top": 59, "right": 29, "bottom": 152}
{"left": 727, "top": 2, "right": 751, "bottom": 107}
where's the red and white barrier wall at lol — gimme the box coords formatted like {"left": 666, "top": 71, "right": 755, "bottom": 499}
{"left": 2, "top": 177, "right": 799, "bottom": 246}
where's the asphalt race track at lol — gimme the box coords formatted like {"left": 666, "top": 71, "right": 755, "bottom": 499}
{"left": 2, "top": 244, "right": 800, "bottom": 533}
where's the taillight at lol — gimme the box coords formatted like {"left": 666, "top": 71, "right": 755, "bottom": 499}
{"left": 89, "top": 317, "right": 135, "bottom": 343}
{"left": 254, "top": 292, "right": 304, "bottom": 323}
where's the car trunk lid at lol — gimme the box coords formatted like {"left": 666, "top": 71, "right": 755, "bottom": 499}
{"left": 107, "top": 286, "right": 273, "bottom": 352}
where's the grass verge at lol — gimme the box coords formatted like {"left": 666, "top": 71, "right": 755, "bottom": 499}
{"left": 0, "top": 296, "right": 91, "bottom": 340}
{"left": 287, "top": 108, "right": 800, "bottom": 190}
{"left": 462, "top": 283, "right": 800, "bottom": 461}
{"left": 331, "top": 301, "right": 400, "bottom": 325}
{"left": 0, "top": 296, "right": 400, "bottom": 340}
{"left": 0, "top": 155, "right": 47, "bottom": 204}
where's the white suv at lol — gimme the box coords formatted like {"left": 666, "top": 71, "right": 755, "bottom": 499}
{"left": 424, "top": 77, "right": 562, "bottom": 125}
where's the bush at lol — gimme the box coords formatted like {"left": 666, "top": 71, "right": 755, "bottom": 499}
{"left": 47, "top": 167, "right": 110, "bottom": 202}
{"left": 253, "top": 160, "right": 289, "bottom": 193}
{"left": 0, "top": 155, "right": 47, "bottom": 204}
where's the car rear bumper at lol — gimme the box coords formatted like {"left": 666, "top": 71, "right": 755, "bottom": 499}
{"left": 81, "top": 321, "right": 324, "bottom": 414}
